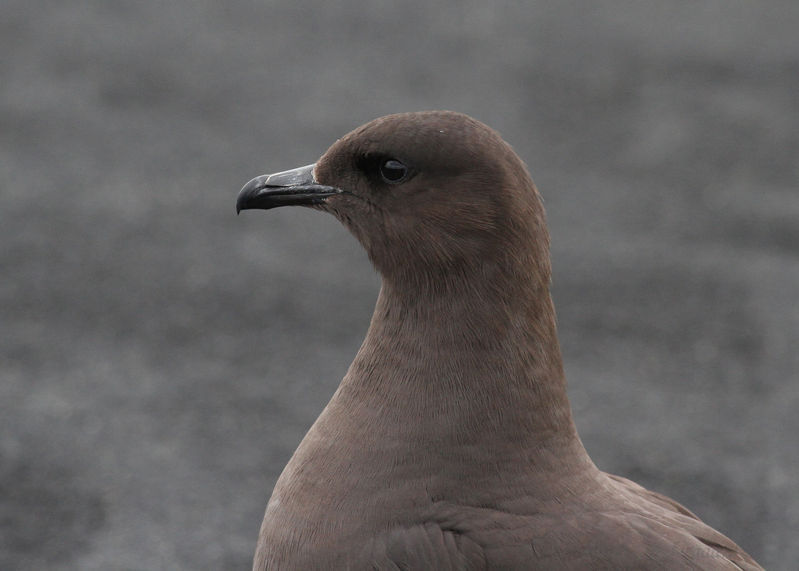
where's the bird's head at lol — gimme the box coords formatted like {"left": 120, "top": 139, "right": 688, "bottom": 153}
{"left": 237, "top": 111, "right": 551, "bottom": 289}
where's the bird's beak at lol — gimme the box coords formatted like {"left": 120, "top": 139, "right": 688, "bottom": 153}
{"left": 236, "top": 163, "right": 343, "bottom": 214}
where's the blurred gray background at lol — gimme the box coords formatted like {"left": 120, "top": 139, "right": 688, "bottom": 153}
{"left": 2, "top": 1, "right": 797, "bottom": 569}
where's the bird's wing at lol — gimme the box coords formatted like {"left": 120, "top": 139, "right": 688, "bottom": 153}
{"left": 362, "top": 494, "right": 761, "bottom": 570}
{"left": 607, "top": 473, "right": 763, "bottom": 571}
{"left": 362, "top": 521, "right": 487, "bottom": 570}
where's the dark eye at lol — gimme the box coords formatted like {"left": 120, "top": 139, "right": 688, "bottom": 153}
{"left": 379, "top": 159, "right": 409, "bottom": 183}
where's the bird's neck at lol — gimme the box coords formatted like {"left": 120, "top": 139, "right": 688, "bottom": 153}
{"left": 334, "top": 267, "right": 589, "bottom": 463}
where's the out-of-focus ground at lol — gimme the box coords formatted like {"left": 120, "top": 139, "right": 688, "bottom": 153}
{"left": 1, "top": 2, "right": 797, "bottom": 569}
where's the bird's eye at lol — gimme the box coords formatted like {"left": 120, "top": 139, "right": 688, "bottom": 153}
{"left": 379, "top": 159, "right": 409, "bottom": 184}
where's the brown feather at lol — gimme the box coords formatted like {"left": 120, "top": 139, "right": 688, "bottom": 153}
{"left": 245, "top": 111, "right": 761, "bottom": 570}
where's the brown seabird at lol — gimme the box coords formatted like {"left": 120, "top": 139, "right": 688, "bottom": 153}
{"left": 236, "top": 111, "right": 762, "bottom": 570}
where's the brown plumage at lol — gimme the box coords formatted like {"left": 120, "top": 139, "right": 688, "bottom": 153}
{"left": 237, "top": 111, "right": 761, "bottom": 570}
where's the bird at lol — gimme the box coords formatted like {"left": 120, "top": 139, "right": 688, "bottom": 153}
{"left": 236, "top": 111, "right": 762, "bottom": 570}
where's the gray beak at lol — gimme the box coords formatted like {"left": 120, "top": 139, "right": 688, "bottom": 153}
{"left": 236, "top": 164, "right": 343, "bottom": 214}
